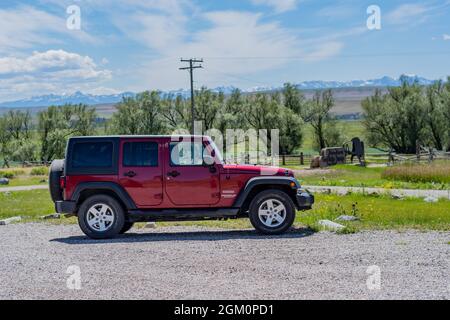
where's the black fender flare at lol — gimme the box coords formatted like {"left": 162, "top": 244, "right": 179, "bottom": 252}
{"left": 71, "top": 182, "right": 137, "bottom": 210}
{"left": 233, "top": 176, "right": 299, "bottom": 208}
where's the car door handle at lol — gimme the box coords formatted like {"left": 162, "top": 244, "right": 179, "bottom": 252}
{"left": 167, "top": 171, "right": 180, "bottom": 178}
{"left": 124, "top": 171, "right": 137, "bottom": 178}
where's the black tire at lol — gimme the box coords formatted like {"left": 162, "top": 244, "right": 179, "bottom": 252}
{"left": 49, "top": 159, "right": 64, "bottom": 202}
{"left": 119, "top": 222, "right": 134, "bottom": 234}
{"left": 78, "top": 195, "right": 125, "bottom": 239}
{"left": 249, "top": 189, "right": 296, "bottom": 235}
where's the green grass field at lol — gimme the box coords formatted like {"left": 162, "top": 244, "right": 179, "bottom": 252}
{"left": 0, "top": 167, "right": 48, "bottom": 188}
{"left": 0, "top": 176, "right": 47, "bottom": 188}
{"left": 294, "top": 164, "right": 450, "bottom": 190}
{"left": 1, "top": 189, "right": 449, "bottom": 232}
{"left": 0, "top": 189, "right": 54, "bottom": 219}
{"left": 297, "top": 193, "right": 450, "bottom": 232}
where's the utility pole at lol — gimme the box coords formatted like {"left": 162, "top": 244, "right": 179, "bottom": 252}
{"left": 179, "top": 58, "right": 203, "bottom": 134}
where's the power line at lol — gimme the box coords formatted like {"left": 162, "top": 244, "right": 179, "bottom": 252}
{"left": 179, "top": 58, "right": 203, "bottom": 134}
{"left": 201, "top": 51, "right": 450, "bottom": 60}
{"left": 203, "top": 66, "right": 271, "bottom": 87}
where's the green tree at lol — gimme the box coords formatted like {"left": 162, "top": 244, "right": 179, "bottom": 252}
{"left": 362, "top": 79, "right": 428, "bottom": 153}
{"left": 425, "top": 81, "right": 447, "bottom": 150}
{"left": 242, "top": 92, "right": 303, "bottom": 154}
{"left": 195, "top": 87, "right": 223, "bottom": 131}
{"left": 279, "top": 108, "right": 303, "bottom": 154}
{"left": 109, "top": 91, "right": 166, "bottom": 135}
{"left": 161, "top": 94, "right": 190, "bottom": 131}
{"left": 282, "top": 82, "right": 305, "bottom": 114}
{"left": 441, "top": 77, "right": 450, "bottom": 150}
{"left": 4, "top": 110, "right": 31, "bottom": 140}
{"left": 303, "top": 90, "right": 341, "bottom": 151}
{"left": 38, "top": 104, "right": 97, "bottom": 161}
{"left": 243, "top": 93, "right": 280, "bottom": 133}
{"left": 11, "top": 139, "right": 39, "bottom": 162}
{"left": 0, "top": 117, "right": 12, "bottom": 166}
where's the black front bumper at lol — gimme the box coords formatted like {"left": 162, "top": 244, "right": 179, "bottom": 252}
{"left": 55, "top": 201, "right": 77, "bottom": 214}
{"left": 296, "top": 188, "right": 314, "bottom": 210}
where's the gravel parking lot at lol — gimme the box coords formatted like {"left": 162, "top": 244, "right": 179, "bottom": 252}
{"left": 0, "top": 223, "right": 448, "bottom": 300}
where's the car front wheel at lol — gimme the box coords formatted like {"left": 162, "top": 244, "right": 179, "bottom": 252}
{"left": 78, "top": 195, "right": 125, "bottom": 239}
{"left": 249, "top": 189, "right": 296, "bottom": 235}
{"left": 119, "top": 222, "right": 134, "bottom": 234}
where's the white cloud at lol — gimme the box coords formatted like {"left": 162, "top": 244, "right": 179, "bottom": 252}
{"left": 384, "top": 2, "right": 450, "bottom": 26}
{"left": 0, "top": 1, "right": 348, "bottom": 98}
{"left": 0, "top": 50, "right": 110, "bottom": 78}
{"left": 0, "top": 5, "right": 95, "bottom": 53}
{"left": 443, "top": 34, "right": 450, "bottom": 41}
{"left": 250, "top": 0, "right": 298, "bottom": 13}
{"left": 113, "top": 9, "right": 344, "bottom": 90}
{"left": 0, "top": 50, "right": 111, "bottom": 101}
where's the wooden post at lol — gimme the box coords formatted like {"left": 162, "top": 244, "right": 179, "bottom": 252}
{"left": 388, "top": 149, "right": 394, "bottom": 165}
{"left": 282, "top": 154, "right": 286, "bottom": 166}
{"left": 300, "top": 152, "right": 304, "bottom": 165}
{"left": 416, "top": 140, "right": 420, "bottom": 162}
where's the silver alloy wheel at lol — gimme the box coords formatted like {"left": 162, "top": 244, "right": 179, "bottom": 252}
{"left": 258, "top": 199, "right": 286, "bottom": 228}
{"left": 86, "top": 203, "right": 115, "bottom": 232}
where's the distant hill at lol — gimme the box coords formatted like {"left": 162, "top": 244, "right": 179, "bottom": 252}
{"left": 0, "top": 75, "right": 442, "bottom": 117}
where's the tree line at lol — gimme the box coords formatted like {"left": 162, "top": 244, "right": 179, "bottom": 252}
{"left": 0, "top": 84, "right": 341, "bottom": 164}
{"left": 1, "top": 77, "right": 449, "bottom": 165}
{"left": 108, "top": 86, "right": 341, "bottom": 154}
{"left": 0, "top": 105, "right": 96, "bottom": 164}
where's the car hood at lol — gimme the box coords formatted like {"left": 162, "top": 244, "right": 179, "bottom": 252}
{"left": 222, "top": 164, "right": 294, "bottom": 177}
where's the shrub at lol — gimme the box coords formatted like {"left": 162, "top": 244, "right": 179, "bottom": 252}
{"left": 30, "top": 167, "right": 49, "bottom": 176}
{"left": 0, "top": 169, "right": 25, "bottom": 179}
{"left": 382, "top": 162, "right": 450, "bottom": 184}
{"left": 0, "top": 171, "right": 15, "bottom": 179}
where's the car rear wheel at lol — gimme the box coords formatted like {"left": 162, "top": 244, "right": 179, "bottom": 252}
{"left": 78, "top": 195, "right": 125, "bottom": 239}
{"left": 249, "top": 189, "right": 295, "bottom": 235}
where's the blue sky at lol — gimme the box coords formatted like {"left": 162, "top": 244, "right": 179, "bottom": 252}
{"left": 0, "top": 0, "right": 449, "bottom": 101}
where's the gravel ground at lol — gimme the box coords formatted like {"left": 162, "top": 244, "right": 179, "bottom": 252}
{"left": 0, "top": 223, "right": 448, "bottom": 300}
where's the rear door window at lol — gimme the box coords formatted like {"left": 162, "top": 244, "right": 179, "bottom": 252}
{"left": 123, "top": 142, "right": 158, "bottom": 167}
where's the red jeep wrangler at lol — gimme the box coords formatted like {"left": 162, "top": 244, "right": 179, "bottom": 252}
{"left": 49, "top": 135, "right": 314, "bottom": 239}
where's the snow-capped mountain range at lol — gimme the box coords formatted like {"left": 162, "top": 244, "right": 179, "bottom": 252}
{"left": 0, "top": 75, "right": 442, "bottom": 108}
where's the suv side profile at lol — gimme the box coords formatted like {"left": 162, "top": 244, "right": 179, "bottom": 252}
{"left": 49, "top": 135, "right": 314, "bottom": 239}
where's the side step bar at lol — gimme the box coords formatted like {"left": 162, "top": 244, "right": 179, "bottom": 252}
{"left": 128, "top": 208, "right": 240, "bottom": 222}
